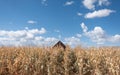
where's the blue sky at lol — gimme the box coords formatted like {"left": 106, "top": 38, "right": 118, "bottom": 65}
{"left": 0, "top": 0, "right": 120, "bottom": 47}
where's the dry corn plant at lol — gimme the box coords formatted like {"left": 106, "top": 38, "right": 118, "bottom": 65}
{"left": 0, "top": 46, "right": 119, "bottom": 75}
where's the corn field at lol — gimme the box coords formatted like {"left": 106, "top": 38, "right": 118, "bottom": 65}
{"left": 0, "top": 46, "right": 120, "bottom": 75}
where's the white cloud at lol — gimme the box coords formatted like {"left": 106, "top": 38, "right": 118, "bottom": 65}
{"left": 82, "top": 0, "right": 110, "bottom": 10}
{"left": 85, "top": 9, "right": 115, "bottom": 19}
{"left": 35, "top": 36, "right": 44, "bottom": 41}
{"left": 34, "top": 37, "right": 58, "bottom": 46}
{"left": 65, "top": 37, "right": 81, "bottom": 47}
{"left": 82, "top": 0, "right": 96, "bottom": 10}
{"left": 27, "top": 20, "right": 37, "bottom": 24}
{"left": 81, "top": 22, "right": 120, "bottom": 44}
{"left": 0, "top": 27, "right": 83, "bottom": 47}
{"left": 0, "top": 28, "right": 46, "bottom": 38}
{"left": 32, "top": 27, "right": 46, "bottom": 34}
{"left": 85, "top": 26, "right": 106, "bottom": 44}
{"left": 109, "top": 34, "right": 120, "bottom": 43}
{"left": 0, "top": 28, "right": 48, "bottom": 46}
{"left": 77, "top": 12, "right": 83, "bottom": 16}
{"left": 65, "top": 1, "right": 74, "bottom": 6}
{"left": 98, "top": 0, "right": 110, "bottom": 6}
{"left": 81, "top": 22, "right": 88, "bottom": 32}
{"left": 76, "top": 34, "right": 82, "bottom": 38}
{"left": 81, "top": 23, "right": 105, "bottom": 44}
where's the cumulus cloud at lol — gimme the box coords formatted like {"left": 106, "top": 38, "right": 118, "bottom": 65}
{"left": 64, "top": 1, "right": 74, "bottom": 6}
{"left": 0, "top": 27, "right": 83, "bottom": 47}
{"left": 85, "top": 9, "right": 115, "bottom": 19}
{"left": 0, "top": 28, "right": 51, "bottom": 46}
{"left": 85, "top": 26, "right": 106, "bottom": 44}
{"left": 34, "top": 37, "right": 58, "bottom": 46}
{"left": 64, "top": 37, "right": 81, "bottom": 47}
{"left": 109, "top": 35, "right": 120, "bottom": 43}
{"left": 27, "top": 20, "right": 37, "bottom": 24}
{"left": 81, "top": 22, "right": 120, "bottom": 44}
{"left": 82, "top": 0, "right": 110, "bottom": 10}
{"left": 0, "top": 28, "right": 46, "bottom": 37}
{"left": 82, "top": 0, "right": 96, "bottom": 10}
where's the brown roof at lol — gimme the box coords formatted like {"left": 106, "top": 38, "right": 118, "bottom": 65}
{"left": 53, "top": 41, "right": 66, "bottom": 49}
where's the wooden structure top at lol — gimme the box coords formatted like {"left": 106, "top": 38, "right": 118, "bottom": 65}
{"left": 53, "top": 41, "right": 66, "bottom": 49}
